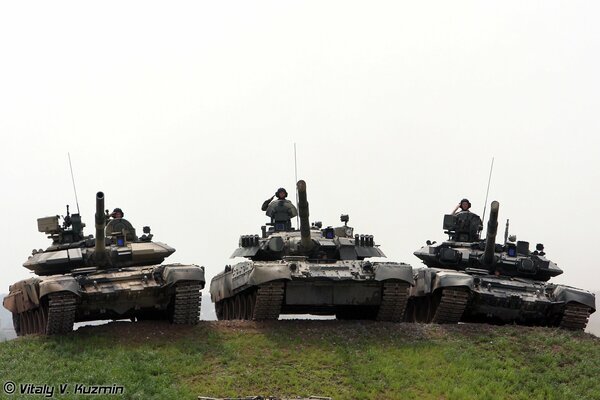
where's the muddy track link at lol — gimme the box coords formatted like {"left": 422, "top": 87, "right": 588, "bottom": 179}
{"left": 252, "top": 281, "right": 284, "bottom": 320}
{"left": 172, "top": 282, "right": 202, "bottom": 325}
{"left": 431, "top": 288, "right": 469, "bottom": 324}
{"left": 46, "top": 292, "right": 78, "bottom": 335}
{"left": 559, "top": 303, "right": 591, "bottom": 331}
{"left": 377, "top": 281, "right": 410, "bottom": 322}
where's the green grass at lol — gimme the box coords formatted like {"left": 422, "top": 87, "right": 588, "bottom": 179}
{"left": 0, "top": 321, "right": 599, "bottom": 399}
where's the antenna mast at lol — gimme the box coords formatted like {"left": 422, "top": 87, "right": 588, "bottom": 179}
{"left": 294, "top": 143, "right": 299, "bottom": 228}
{"left": 481, "top": 157, "right": 495, "bottom": 226}
{"left": 68, "top": 152, "right": 81, "bottom": 214}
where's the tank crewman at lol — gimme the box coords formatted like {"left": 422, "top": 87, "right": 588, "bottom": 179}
{"left": 261, "top": 187, "right": 298, "bottom": 230}
{"left": 105, "top": 207, "right": 137, "bottom": 241}
{"left": 452, "top": 198, "right": 472, "bottom": 214}
{"left": 451, "top": 198, "right": 482, "bottom": 242}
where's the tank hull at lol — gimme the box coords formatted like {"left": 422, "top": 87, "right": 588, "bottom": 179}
{"left": 3, "top": 264, "right": 205, "bottom": 336}
{"left": 408, "top": 268, "right": 596, "bottom": 330}
{"left": 210, "top": 259, "right": 413, "bottom": 321}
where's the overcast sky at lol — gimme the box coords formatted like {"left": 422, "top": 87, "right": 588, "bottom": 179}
{"left": 1, "top": 2, "right": 598, "bottom": 298}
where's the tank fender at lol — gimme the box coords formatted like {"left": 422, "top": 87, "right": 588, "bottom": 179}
{"left": 211, "top": 262, "right": 292, "bottom": 303}
{"left": 431, "top": 270, "right": 474, "bottom": 292}
{"left": 372, "top": 263, "right": 414, "bottom": 285}
{"left": 247, "top": 263, "right": 292, "bottom": 286}
{"left": 162, "top": 264, "right": 206, "bottom": 287}
{"left": 39, "top": 276, "right": 80, "bottom": 299}
{"left": 553, "top": 286, "right": 596, "bottom": 311}
{"left": 3, "top": 278, "right": 41, "bottom": 313}
{"left": 210, "top": 271, "right": 233, "bottom": 303}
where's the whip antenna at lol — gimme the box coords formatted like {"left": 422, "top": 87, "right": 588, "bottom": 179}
{"left": 294, "top": 143, "right": 299, "bottom": 228}
{"left": 481, "top": 157, "right": 495, "bottom": 226}
{"left": 68, "top": 152, "right": 81, "bottom": 214}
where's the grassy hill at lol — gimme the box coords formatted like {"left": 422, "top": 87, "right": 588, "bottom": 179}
{"left": 0, "top": 321, "right": 598, "bottom": 400}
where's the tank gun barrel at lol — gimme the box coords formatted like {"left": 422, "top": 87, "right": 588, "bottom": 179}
{"left": 95, "top": 191, "right": 106, "bottom": 255}
{"left": 482, "top": 200, "right": 499, "bottom": 265}
{"left": 296, "top": 180, "right": 313, "bottom": 251}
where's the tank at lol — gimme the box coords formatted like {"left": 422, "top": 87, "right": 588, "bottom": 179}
{"left": 410, "top": 201, "right": 596, "bottom": 330}
{"left": 210, "top": 180, "right": 414, "bottom": 321}
{"left": 3, "top": 191, "right": 205, "bottom": 336}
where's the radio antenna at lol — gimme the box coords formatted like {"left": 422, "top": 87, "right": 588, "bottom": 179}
{"left": 68, "top": 152, "right": 81, "bottom": 214}
{"left": 481, "top": 157, "right": 495, "bottom": 226}
{"left": 294, "top": 143, "right": 299, "bottom": 228}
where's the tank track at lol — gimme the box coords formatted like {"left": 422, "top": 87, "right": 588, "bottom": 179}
{"left": 252, "top": 281, "right": 284, "bottom": 320}
{"left": 377, "top": 281, "right": 410, "bottom": 322}
{"left": 172, "top": 282, "right": 201, "bottom": 325}
{"left": 46, "top": 292, "right": 78, "bottom": 335}
{"left": 430, "top": 288, "right": 469, "bottom": 324}
{"left": 559, "top": 303, "right": 591, "bottom": 331}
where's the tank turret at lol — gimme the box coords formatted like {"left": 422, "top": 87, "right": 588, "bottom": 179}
{"left": 481, "top": 200, "right": 499, "bottom": 266}
{"left": 232, "top": 181, "right": 386, "bottom": 261}
{"left": 23, "top": 191, "right": 177, "bottom": 275}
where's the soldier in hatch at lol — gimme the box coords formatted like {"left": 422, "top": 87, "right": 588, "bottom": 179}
{"left": 261, "top": 187, "right": 298, "bottom": 231}
{"left": 452, "top": 198, "right": 472, "bottom": 214}
{"left": 105, "top": 207, "right": 137, "bottom": 241}
{"left": 450, "top": 198, "right": 482, "bottom": 242}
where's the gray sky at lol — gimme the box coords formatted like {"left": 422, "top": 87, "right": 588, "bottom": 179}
{"left": 1, "top": 1, "right": 599, "bottom": 296}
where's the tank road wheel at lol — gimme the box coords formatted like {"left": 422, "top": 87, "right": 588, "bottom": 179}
{"left": 221, "top": 298, "right": 232, "bottom": 320}
{"left": 39, "top": 305, "right": 48, "bottom": 335}
{"left": 251, "top": 282, "right": 284, "bottom": 320}
{"left": 35, "top": 308, "right": 45, "bottom": 334}
{"left": 30, "top": 310, "right": 40, "bottom": 334}
{"left": 560, "top": 303, "right": 592, "bottom": 331}
{"left": 404, "top": 296, "right": 429, "bottom": 323}
{"left": 27, "top": 311, "right": 37, "bottom": 335}
{"left": 428, "top": 288, "right": 469, "bottom": 324}
{"left": 238, "top": 294, "right": 246, "bottom": 320}
{"left": 12, "top": 314, "right": 22, "bottom": 337}
{"left": 215, "top": 301, "right": 225, "bottom": 320}
{"left": 35, "top": 308, "right": 47, "bottom": 334}
{"left": 244, "top": 292, "right": 255, "bottom": 320}
{"left": 171, "top": 282, "right": 201, "bottom": 325}
{"left": 233, "top": 295, "right": 243, "bottom": 320}
{"left": 21, "top": 312, "right": 31, "bottom": 335}
{"left": 377, "top": 281, "right": 410, "bottom": 322}
{"left": 46, "top": 292, "right": 78, "bottom": 335}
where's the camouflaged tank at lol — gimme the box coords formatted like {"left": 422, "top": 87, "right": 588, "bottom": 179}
{"left": 210, "top": 180, "right": 413, "bottom": 321}
{"left": 410, "top": 201, "right": 596, "bottom": 330}
{"left": 3, "top": 191, "right": 205, "bottom": 336}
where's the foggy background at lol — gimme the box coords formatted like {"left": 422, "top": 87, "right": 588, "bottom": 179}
{"left": 0, "top": 1, "right": 598, "bottom": 333}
